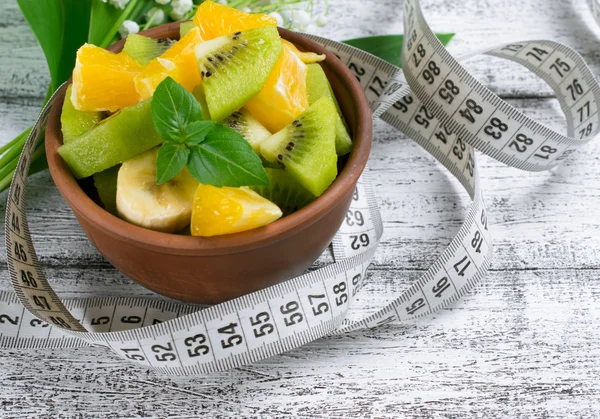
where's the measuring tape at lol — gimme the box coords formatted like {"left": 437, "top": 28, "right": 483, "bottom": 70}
{"left": 3, "top": 0, "right": 599, "bottom": 375}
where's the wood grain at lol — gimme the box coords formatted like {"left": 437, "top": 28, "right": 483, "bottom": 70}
{"left": 1, "top": 0, "right": 600, "bottom": 417}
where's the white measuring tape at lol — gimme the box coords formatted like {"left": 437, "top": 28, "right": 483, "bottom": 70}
{"left": 3, "top": 0, "right": 599, "bottom": 375}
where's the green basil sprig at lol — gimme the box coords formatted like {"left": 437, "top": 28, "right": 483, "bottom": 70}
{"left": 151, "top": 77, "right": 269, "bottom": 187}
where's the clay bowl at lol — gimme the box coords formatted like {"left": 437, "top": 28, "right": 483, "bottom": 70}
{"left": 46, "top": 22, "right": 372, "bottom": 304}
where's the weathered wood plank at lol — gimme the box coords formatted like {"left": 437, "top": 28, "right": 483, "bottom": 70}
{"left": 2, "top": 0, "right": 600, "bottom": 102}
{"left": 1, "top": 0, "right": 600, "bottom": 417}
{"left": 1, "top": 270, "right": 598, "bottom": 418}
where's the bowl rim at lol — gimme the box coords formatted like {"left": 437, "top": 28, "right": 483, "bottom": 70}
{"left": 45, "top": 23, "right": 373, "bottom": 256}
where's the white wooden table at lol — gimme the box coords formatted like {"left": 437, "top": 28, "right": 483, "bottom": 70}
{"left": 2, "top": 0, "right": 600, "bottom": 417}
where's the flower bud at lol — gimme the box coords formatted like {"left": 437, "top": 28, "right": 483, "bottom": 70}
{"left": 170, "top": 0, "right": 193, "bottom": 20}
{"left": 108, "top": 0, "right": 130, "bottom": 9}
{"left": 119, "top": 20, "right": 140, "bottom": 38}
{"left": 268, "top": 11, "right": 284, "bottom": 27}
{"left": 145, "top": 7, "right": 166, "bottom": 25}
{"left": 315, "top": 13, "right": 327, "bottom": 27}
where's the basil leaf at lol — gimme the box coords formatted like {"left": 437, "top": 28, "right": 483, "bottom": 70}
{"left": 156, "top": 142, "right": 190, "bottom": 185}
{"left": 187, "top": 126, "right": 269, "bottom": 187}
{"left": 185, "top": 120, "right": 216, "bottom": 146}
{"left": 343, "top": 33, "right": 454, "bottom": 67}
{"left": 152, "top": 77, "right": 203, "bottom": 143}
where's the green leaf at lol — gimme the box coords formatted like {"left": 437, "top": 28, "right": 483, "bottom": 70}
{"left": 343, "top": 33, "right": 454, "bottom": 67}
{"left": 156, "top": 142, "right": 190, "bottom": 184}
{"left": 187, "top": 126, "right": 269, "bottom": 187}
{"left": 89, "top": 0, "right": 149, "bottom": 48}
{"left": 185, "top": 120, "right": 217, "bottom": 146}
{"left": 16, "top": 0, "right": 91, "bottom": 91}
{"left": 152, "top": 77, "right": 203, "bottom": 143}
{"left": 88, "top": 0, "right": 123, "bottom": 46}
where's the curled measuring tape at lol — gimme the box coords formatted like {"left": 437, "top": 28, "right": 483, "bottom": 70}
{"left": 3, "top": 0, "right": 599, "bottom": 375}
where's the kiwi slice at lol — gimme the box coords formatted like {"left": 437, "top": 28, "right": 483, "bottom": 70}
{"left": 260, "top": 97, "right": 337, "bottom": 197}
{"left": 122, "top": 34, "right": 176, "bottom": 66}
{"left": 223, "top": 109, "right": 271, "bottom": 153}
{"left": 58, "top": 99, "right": 162, "bottom": 179}
{"left": 194, "top": 26, "right": 283, "bottom": 121}
{"left": 306, "top": 64, "right": 353, "bottom": 156}
{"left": 180, "top": 21, "right": 195, "bottom": 38}
{"left": 251, "top": 168, "right": 315, "bottom": 216}
{"left": 93, "top": 165, "right": 120, "bottom": 215}
{"left": 192, "top": 84, "right": 211, "bottom": 120}
{"left": 61, "top": 85, "right": 104, "bottom": 143}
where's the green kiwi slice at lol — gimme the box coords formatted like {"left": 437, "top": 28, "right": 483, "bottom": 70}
{"left": 58, "top": 99, "right": 162, "bottom": 179}
{"left": 192, "top": 84, "right": 211, "bottom": 120}
{"left": 180, "top": 21, "right": 195, "bottom": 38}
{"left": 306, "top": 63, "right": 353, "bottom": 156}
{"left": 260, "top": 97, "right": 337, "bottom": 197}
{"left": 251, "top": 168, "right": 315, "bottom": 216}
{"left": 93, "top": 165, "right": 120, "bottom": 215}
{"left": 223, "top": 109, "right": 271, "bottom": 153}
{"left": 122, "top": 34, "right": 176, "bottom": 66}
{"left": 194, "top": 26, "right": 283, "bottom": 121}
{"left": 61, "top": 85, "right": 104, "bottom": 144}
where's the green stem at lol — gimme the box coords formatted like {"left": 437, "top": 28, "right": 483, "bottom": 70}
{"left": 98, "top": 0, "right": 142, "bottom": 48}
{"left": 0, "top": 129, "right": 29, "bottom": 156}
{"left": 142, "top": 8, "right": 159, "bottom": 31}
{"left": 182, "top": 5, "right": 199, "bottom": 21}
{"left": 253, "top": 0, "right": 306, "bottom": 13}
{"left": 227, "top": 0, "right": 251, "bottom": 9}
{"left": 0, "top": 142, "right": 46, "bottom": 193}
{"left": 0, "top": 154, "right": 19, "bottom": 180}
{"left": 0, "top": 173, "right": 12, "bottom": 193}
{"left": 0, "top": 133, "right": 28, "bottom": 168}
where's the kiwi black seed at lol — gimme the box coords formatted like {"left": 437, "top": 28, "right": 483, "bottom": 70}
{"left": 194, "top": 26, "right": 283, "bottom": 121}
{"left": 122, "top": 34, "right": 176, "bottom": 66}
{"left": 259, "top": 97, "right": 338, "bottom": 197}
{"left": 196, "top": 33, "right": 249, "bottom": 81}
{"left": 222, "top": 109, "right": 272, "bottom": 153}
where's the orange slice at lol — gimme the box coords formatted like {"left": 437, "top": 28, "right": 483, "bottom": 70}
{"left": 193, "top": 1, "right": 277, "bottom": 41}
{"left": 244, "top": 40, "right": 309, "bottom": 133}
{"left": 191, "top": 185, "right": 282, "bottom": 236}
{"left": 71, "top": 43, "right": 142, "bottom": 112}
{"left": 284, "top": 40, "right": 326, "bottom": 64}
{"left": 134, "top": 27, "right": 203, "bottom": 99}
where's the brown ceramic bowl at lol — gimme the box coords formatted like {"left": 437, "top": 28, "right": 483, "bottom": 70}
{"left": 46, "top": 22, "right": 372, "bottom": 304}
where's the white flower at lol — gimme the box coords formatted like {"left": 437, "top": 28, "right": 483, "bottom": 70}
{"left": 217, "top": 0, "right": 228, "bottom": 4}
{"left": 145, "top": 7, "right": 165, "bottom": 25}
{"left": 169, "top": 0, "right": 193, "bottom": 20}
{"left": 315, "top": 13, "right": 327, "bottom": 27}
{"left": 118, "top": 20, "right": 140, "bottom": 38}
{"left": 303, "top": 23, "right": 316, "bottom": 33}
{"left": 291, "top": 10, "right": 311, "bottom": 27}
{"left": 268, "top": 11, "right": 284, "bottom": 27}
{"left": 239, "top": 7, "right": 251, "bottom": 13}
{"left": 108, "top": 0, "right": 130, "bottom": 9}
{"left": 155, "top": 0, "right": 170, "bottom": 4}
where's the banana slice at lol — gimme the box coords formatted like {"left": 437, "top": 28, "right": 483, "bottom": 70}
{"left": 116, "top": 148, "right": 198, "bottom": 233}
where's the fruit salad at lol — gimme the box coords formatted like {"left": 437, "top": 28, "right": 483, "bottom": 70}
{"left": 58, "top": 1, "right": 353, "bottom": 237}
